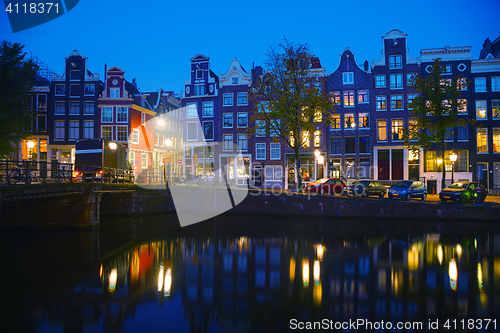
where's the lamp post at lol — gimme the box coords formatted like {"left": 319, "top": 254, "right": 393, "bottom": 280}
{"left": 26, "top": 140, "right": 35, "bottom": 160}
{"left": 450, "top": 151, "right": 457, "bottom": 185}
{"left": 314, "top": 149, "right": 320, "bottom": 181}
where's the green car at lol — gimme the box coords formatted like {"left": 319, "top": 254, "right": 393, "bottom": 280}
{"left": 439, "top": 182, "right": 487, "bottom": 203}
{"left": 346, "top": 180, "right": 387, "bottom": 198}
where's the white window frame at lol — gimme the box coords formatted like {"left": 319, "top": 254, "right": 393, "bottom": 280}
{"left": 343, "top": 91, "right": 355, "bottom": 107}
{"left": 84, "top": 120, "right": 94, "bottom": 139}
{"left": 375, "top": 75, "right": 386, "bottom": 88}
{"left": 132, "top": 128, "right": 140, "bottom": 144}
{"left": 256, "top": 120, "right": 266, "bottom": 137}
{"left": 377, "top": 119, "right": 387, "bottom": 142}
{"left": 55, "top": 101, "right": 65, "bottom": 115}
{"left": 202, "top": 101, "right": 214, "bottom": 117}
{"left": 391, "top": 95, "right": 403, "bottom": 111}
{"left": 376, "top": 96, "right": 387, "bottom": 111}
{"left": 116, "top": 125, "right": 128, "bottom": 142}
{"left": 203, "top": 121, "right": 214, "bottom": 141}
{"left": 141, "top": 112, "right": 146, "bottom": 125}
{"left": 256, "top": 143, "right": 266, "bottom": 160}
{"left": 187, "top": 103, "right": 198, "bottom": 118}
{"left": 342, "top": 72, "right": 354, "bottom": 85}
{"left": 116, "top": 107, "right": 128, "bottom": 123}
{"left": 492, "top": 76, "right": 500, "bottom": 92}
{"left": 390, "top": 74, "right": 403, "bottom": 89}
{"left": 237, "top": 134, "right": 248, "bottom": 151}
{"left": 358, "top": 90, "right": 369, "bottom": 103}
{"left": 270, "top": 143, "right": 281, "bottom": 160}
{"left": 223, "top": 134, "right": 233, "bottom": 151}
{"left": 237, "top": 113, "right": 248, "bottom": 128}
{"left": 476, "top": 128, "right": 488, "bottom": 154}
{"left": 102, "top": 107, "right": 113, "bottom": 123}
{"left": 101, "top": 126, "right": 113, "bottom": 141}
{"left": 142, "top": 153, "right": 148, "bottom": 169}
{"left": 237, "top": 92, "right": 248, "bottom": 105}
{"left": 493, "top": 100, "right": 500, "bottom": 120}
{"left": 389, "top": 55, "right": 402, "bottom": 69}
{"left": 84, "top": 101, "right": 94, "bottom": 115}
{"left": 265, "top": 165, "right": 282, "bottom": 181}
{"left": 55, "top": 120, "right": 65, "bottom": 141}
{"left": 475, "top": 77, "right": 486, "bottom": 93}
{"left": 223, "top": 113, "right": 233, "bottom": 128}
{"left": 476, "top": 100, "right": 487, "bottom": 120}
{"left": 223, "top": 93, "right": 233, "bottom": 106}
{"left": 69, "top": 101, "right": 79, "bottom": 115}
{"left": 69, "top": 121, "right": 79, "bottom": 141}
{"left": 110, "top": 88, "right": 120, "bottom": 99}
{"left": 187, "top": 122, "right": 198, "bottom": 141}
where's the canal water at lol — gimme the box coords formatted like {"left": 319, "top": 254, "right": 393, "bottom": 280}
{"left": 1, "top": 214, "right": 499, "bottom": 333}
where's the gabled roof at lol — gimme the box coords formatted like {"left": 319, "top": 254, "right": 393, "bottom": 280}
{"left": 190, "top": 54, "right": 210, "bottom": 62}
{"left": 107, "top": 66, "right": 125, "bottom": 74}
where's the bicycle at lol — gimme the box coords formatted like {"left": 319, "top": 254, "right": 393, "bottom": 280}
{"left": 54, "top": 164, "right": 70, "bottom": 183}
{"left": 8, "top": 164, "right": 32, "bottom": 185}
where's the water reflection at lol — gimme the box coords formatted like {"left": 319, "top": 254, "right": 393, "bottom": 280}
{"left": 1, "top": 217, "right": 500, "bottom": 333}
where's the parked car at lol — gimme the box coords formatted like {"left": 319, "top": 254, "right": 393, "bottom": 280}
{"left": 346, "top": 180, "right": 386, "bottom": 197}
{"left": 439, "top": 181, "right": 487, "bottom": 203}
{"left": 388, "top": 180, "right": 427, "bottom": 200}
{"left": 305, "top": 178, "right": 346, "bottom": 195}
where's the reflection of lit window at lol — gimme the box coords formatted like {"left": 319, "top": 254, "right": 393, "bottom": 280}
{"left": 164, "top": 268, "right": 172, "bottom": 297}
{"left": 302, "top": 259, "right": 309, "bottom": 287}
{"left": 108, "top": 269, "right": 117, "bottom": 291}
{"left": 449, "top": 259, "right": 457, "bottom": 291}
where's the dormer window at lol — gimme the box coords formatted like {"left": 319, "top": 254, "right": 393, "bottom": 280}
{"left": 232, "top": 77, "right": 239, "bottom": 84}
{"left": 196, "top": 69, "right": 203, "bottom": 79}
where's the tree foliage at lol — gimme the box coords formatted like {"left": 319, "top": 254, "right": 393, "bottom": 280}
{"left": 403, "top": 58, "right": 474, "bottom": 184}
{"left": 0, "top": 40, "right": 39, "bottom": 159}
{"left": 250, "top": 39, "right": 336, "bottom": 190}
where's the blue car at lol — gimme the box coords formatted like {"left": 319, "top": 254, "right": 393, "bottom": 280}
{"left": 388, "top": 180, "right": 427, "bottom": 200}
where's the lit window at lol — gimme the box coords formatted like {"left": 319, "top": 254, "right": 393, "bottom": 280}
{"left": 476, "top": 100, "right": 487, "bottom": 120}
{"left": 344, "top": 114, "right": 355, "bottom": 129}
{"left": 457, "top": 78, "right": 467, "bottom": 91}
{"left": 358, "top": 90, "right": 369, "bottom": 103}
{"left": 391, "top": 95, "right": 403, "bottom": 110}
{"left": 344, "top": 91, "right": 354, "bottom": 107}
{"left": 187, "top": 103, "right": 197, "bottom": 118}
{"left": 493, "top": 100, "right": 500, "bottom": 120}
{"left": 457, "top": 99, "right": 467, "bottom": 115}
{"left": 493, "top": 128, "right": 500, "bottom": 153}
{"left": 389, "top": 55, "right": 402, "bottom": 69}
{"left": 377, "top": 119, "right": 387, "bottom": 141}
{"left": 223, "top": 113, "right": 233, "bottom": 128}
{"left": 343, "top": 72, "right": 354, "bottom": 84}
{"left": 314, "top": 109, "right": 322, "bottom": 122}
{"left": 376, "top": 96, "right": 387, "bottom": 111}
{"left": 331, "top": 91, "right": 341, "bottom": 105}
{"left": 314, "top": 130, "right": 321, "bottom": 147}
{"left": 302, "top": 131, "right": 310, "bottom": 147}
{"left": 331, "top": 114, "right": 341, "bottom": 130}
{"left": 359, "top": 113, "right": 369, "bottom": 128}
{"left": 477, "top": 128, "right": 488, "bottom": 153}
{"left": 408, "top": 119, "right": 418, "bottom": 141}
{"left": 475, "top": 77, "right": 486, "bottom": 92}
{"left": 391, "top": 119, "right": 403, "bottom": 141}
{"left": 375, "top": 75, "right": 386, "bottom": 88}
{"left": 390, "top": 74, "right": 403, "bottom": 89}
{"left": 102, "top": 126, "right": 112, "bottom": 141}
{"left": 117, "top": 126, "right": 127, "bottom": 142}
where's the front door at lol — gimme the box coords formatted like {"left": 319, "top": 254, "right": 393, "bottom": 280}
{"left": 254, "top": 166, "right": 263, "bottom": 187}
{"left": 477, "top": 162, "right": 488, "bottom": 191}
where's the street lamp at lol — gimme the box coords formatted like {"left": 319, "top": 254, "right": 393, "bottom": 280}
{"left": 314, "top": 149, "right": 320, "bottom": 181}
{"left": 450, "top": 151, "right": 457, "bottom": 184}
{"left": 26, "top": 140, "right": 35, "bottom": 160}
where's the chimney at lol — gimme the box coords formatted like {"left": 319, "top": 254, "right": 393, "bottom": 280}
{"left": 364, "top": 60, "right": 369, "bottom": 72}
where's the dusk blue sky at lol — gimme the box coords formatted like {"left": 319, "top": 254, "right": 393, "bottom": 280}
{"left": 1, "top": 0, "right": 499, "bottom": 94}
